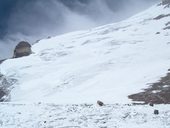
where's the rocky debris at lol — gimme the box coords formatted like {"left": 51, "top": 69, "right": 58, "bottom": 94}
{"left": 0, "top": 103, "right": 170, "bottom": 127}
{"left": 13, "top": 41, "right": 32, "bottom": 58}
{"left": 97, "top": 100, "right": 104, "bottom": 106}
{"left": 0, "top": 89, "right": 6, "bottom": 102}
{"left": 0, "top": 74, "right": 16, "bottom": 102}
{"left": 0, "top": 75, "right": 9, "bottom": 102}
{"left": 128, "top": 71, "right": 170, "bottom": 104}
{"left": 153, "top": 14, "right": 170, "bottom": 20}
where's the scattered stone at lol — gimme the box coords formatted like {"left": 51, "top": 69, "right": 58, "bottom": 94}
{"left": 97, "top": 100, "right": 104, "bottom": 106}
{"left": 13, "top": 41, "right": 32, "bottom": 58}
{"left": 44, "top": 121, "right": 47, "bottom": 123}
{"left": 149, "top": 103, "right": 154, "bottom": 107}
{"left": 154, "top": 110, "right": 159, "bottom": 115}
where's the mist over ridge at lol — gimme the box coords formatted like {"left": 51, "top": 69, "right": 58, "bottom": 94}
{"left": 0, "top": 0, "right": 158, "bottom": 59}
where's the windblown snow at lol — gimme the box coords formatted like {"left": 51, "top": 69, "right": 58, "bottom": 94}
{"left": 1, "top": 4, "right": 170, "bottom": 104}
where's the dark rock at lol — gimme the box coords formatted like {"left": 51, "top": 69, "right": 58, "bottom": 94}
{"left": 163, "top": 26, "right": 170, "bottom": 30}
{"left": 0, "top": 59, "right": 6, "bottom": 64}
{"left": 165, "top": 22, "right": 170, "bottom": 26}
{"left": 128, "top": 72, "right": 170, "bottom": 104}
{"left": 156, "top": 32, "right": 160, "bottom": 34}
{"left": 0, "top": 73, "right": 17, "bottom": 102}
{"left": 149, "top": 103, "right": 154, "bottom": 107}
{"left": 162, "top": 0, "right": 170, "bottom": 5}
{"left": 13, "top": 41, "right": 32, "bottom": 58}
{"left": 0, "top": 75, "right": 8, "bottom": 102}
{"left": 154, "top": 109, "right": 159, "bottom": 115}
{"left": 0, "top": 89, "right": 6, "bottom": 101}
{"left": 97, "top": 100, "right": 104, "bottom": 106}
{"left": 153, "top": 14, "right": 170, "bottom": 20}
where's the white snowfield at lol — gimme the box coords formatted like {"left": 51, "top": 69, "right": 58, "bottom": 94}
{"left": 0, "top": 4, "right": 170, "bottom": 104}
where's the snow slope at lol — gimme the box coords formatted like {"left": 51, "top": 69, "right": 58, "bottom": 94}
{"left": 0, "top": 3, "right": 170, "bottom": 104}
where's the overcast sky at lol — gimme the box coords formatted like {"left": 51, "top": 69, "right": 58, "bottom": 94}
{"left": 0, "top": 0, "right": 159, "bottom": 59}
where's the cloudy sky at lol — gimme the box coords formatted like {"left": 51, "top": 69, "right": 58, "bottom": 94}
{"left": 0, "top": 0, "right": 158, "bottom": 59}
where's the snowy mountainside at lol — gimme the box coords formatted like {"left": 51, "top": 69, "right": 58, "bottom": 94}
{"left": 0, "top": 4, "right": 170, "bottom": 104}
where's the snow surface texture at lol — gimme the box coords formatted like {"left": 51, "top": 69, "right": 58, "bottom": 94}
{"left": 0, "top": 103, "right": 170, "bottom": 128}
{"left": 0, "top": 4, "right": 170, "bottom": 104}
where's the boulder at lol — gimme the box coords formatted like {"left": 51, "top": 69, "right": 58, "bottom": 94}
{"left": 149, "top": 103, "right": 154, "bottom": 107}
{"left": 154, "top": 110, "right": 159, "bottom": 115}
{"left": 13, "top": 41, "right": 32, "bottom": 58}
{"left": 97, "top": 100, "right": 104, "bottom": 106}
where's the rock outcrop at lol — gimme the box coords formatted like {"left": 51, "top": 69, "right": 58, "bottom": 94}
{"left": 0, "top": 59, "right": 5, "bottom": 64}
{"left": 162, "top": 0, "right": 170, "bottom": 5}
{"left": 13, "top": 41, "right": 32, "bottom": 58}
{"left": 0, "top": 73, "right": 17, "bottom": 102}
{"left": 128, "top": 71, "right": 170, "bottom": 104}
